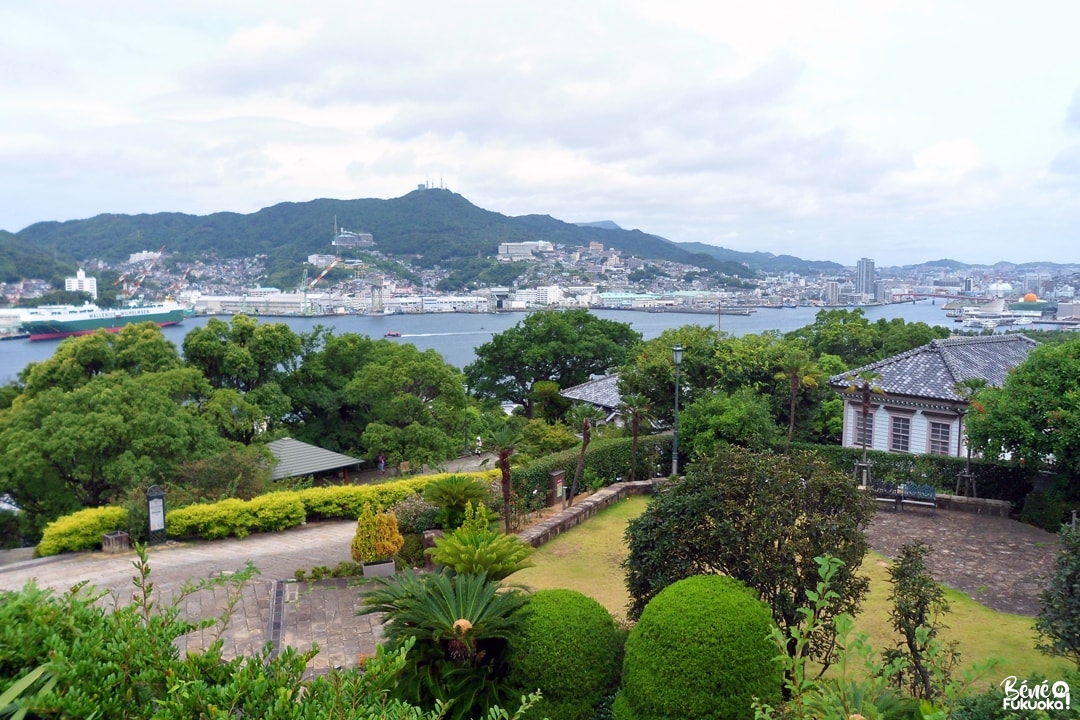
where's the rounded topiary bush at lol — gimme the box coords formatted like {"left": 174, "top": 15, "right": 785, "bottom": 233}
{"left": 613, "top": 574, "right": 782, "bottom": 720}
{"left": 508, "top": 589, "right": 623, "bottom": 720}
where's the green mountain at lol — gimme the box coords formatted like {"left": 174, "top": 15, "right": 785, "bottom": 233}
{"left": 0, "top": 230, "right": 76, "bottom": 285}
{"left": 12, "top": 189, "right": 809, "bottom": 279}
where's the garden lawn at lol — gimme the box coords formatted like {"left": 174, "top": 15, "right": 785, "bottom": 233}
{"left": 506, "top": 495, "right": 1074, "bottom": 684}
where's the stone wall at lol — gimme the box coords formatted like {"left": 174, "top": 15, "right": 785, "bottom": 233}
{"left": 517, "top": 480, "right": 654, "bottom": 548}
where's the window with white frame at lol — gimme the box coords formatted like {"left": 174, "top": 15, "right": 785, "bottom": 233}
{"left": 854, "top": 411, "right": 874, "bottom": 448}
{"left": 890, "top": 415, "right": 911, "bottom": 452}
{"left": 928, "top": 421, "right": 951, "bottom": 456}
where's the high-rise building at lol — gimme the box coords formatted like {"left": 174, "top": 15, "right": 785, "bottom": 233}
{"left": 65, "top": 269, "right": 98, "bottom": 299}
{"left": 826, "top": 281, "right": 841, "bottom": 306}
{"left": 855, "top": 258, "right": 875, "bottom": 297}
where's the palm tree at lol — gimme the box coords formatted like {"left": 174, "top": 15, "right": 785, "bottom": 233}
{"left": 775, "top": 350, "right": 821, "bottom": 454}
{"left": 489, "top": 424, "right": 523, "bottom": 534}
{"left": 618, "top": 393, "right": 654, "bottom": 480}
{"left": 846, "top": 370, "right": 885, "bottom": 482}
{"left": 954, "top": 378, "right": 988, "bottom": 493}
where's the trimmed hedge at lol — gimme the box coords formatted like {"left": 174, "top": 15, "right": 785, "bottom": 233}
{"left": 791, "top": 441, "right": 1032, "bottom": 506}
{"left": 37, "top": 506, "right": 129, "bottom": 557}
{"left": 165, "top": 473, "right": 499, "bottom": 541}
{"left": 613, "top": 574, "right": 782, "bottom": 720}
{"left": 508, "top": 589, "right": 623, "bottom": 720}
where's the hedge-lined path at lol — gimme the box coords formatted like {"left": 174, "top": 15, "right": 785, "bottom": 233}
{"left": 0, "top": 451, "right": 496, "bottom": 675}
{"left": 864, "top": 507, "right": 1058, "bottom": 616}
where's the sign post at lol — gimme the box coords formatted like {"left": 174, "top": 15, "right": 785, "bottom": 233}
{"left": 147, "top": 485, "right": 166, "bottom": 546}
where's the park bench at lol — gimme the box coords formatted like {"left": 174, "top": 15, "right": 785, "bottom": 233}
{"left": 868, "top": 480, "right": 901, "bottom": 511}
{"left": 901, "top": 483, "right": 937, "bottom": 512}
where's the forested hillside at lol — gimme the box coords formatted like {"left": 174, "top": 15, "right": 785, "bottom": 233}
{"left": 14, "top": 189, "right": 753, "bottom": 277}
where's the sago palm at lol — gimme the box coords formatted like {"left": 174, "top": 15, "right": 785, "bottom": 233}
{"left": 360, "top": 569, "right": 528, "bottom": 720}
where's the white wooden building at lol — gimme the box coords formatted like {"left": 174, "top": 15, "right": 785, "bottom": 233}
{"left": 829, "top": 335, "right": 1037, "bottom": 458}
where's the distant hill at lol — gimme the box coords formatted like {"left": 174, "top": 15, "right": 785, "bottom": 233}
{"left": 15, "top": 189, "right": 756, "bottom": 279}
{"left": 675, "top": 241, "right": 844, "bottom": 275}
{"left": 0, "top": 230, "right": 76, "bottom": 285}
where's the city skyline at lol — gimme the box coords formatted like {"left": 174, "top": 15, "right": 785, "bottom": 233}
{"left": 3, "top": 2, "right": 1080, "bottom": 266}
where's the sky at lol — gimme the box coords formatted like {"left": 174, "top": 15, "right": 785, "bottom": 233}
{"left": 2, "top": 1, "right": 1079, "bottom": 267}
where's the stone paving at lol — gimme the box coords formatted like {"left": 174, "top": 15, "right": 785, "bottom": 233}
{"left": 864, "top": 505, "right": 1059, "bottom": 616}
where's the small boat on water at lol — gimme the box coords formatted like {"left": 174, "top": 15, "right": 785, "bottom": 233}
{"left": 384, "top": 330, "right": 401, "bottom": 338}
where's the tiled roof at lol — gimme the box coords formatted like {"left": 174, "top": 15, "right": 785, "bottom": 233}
{"left": 266, "top": 437, "right": 364, "bottom": 481}
{"left": 560, "top": 374, "right": 623, "bottom": 410}
{"left": 829, "top": 334, "right": 1038, "bottom": 402}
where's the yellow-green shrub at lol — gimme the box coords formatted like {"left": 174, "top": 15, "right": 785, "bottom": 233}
{"left": 37, "top": 506, "right": 128, "bottom": 557}
{"left": 167, "top": 498, "right": 254, "bottom": 540}
{"left": 298, "top": 472, "right": 496, "bottom": 521}
{"left": 247, "top": 492, "right": 306, "bottom": 532}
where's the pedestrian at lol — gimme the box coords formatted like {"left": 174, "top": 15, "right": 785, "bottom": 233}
{"left": 474, "top": 436, "right": 482, "bottom": 456}
{"left": 377, "top": 453, "right": 386, "bottom": 475}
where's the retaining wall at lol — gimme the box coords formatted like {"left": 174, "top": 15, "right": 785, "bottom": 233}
{"left": 517, "top": 480, "right": 654, "bottom": 548}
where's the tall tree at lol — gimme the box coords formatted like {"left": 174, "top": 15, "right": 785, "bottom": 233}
{"left": 618, "top": 393, "right": 654, "bottom": 481}
{"left": 0, "top": 369, "right": 229, "bottom": 537}
{"left": 775, "top": 348, "right": 822, "bottom": 453}
{"left": 489, "top": 424, "right": 523, "bottom": 534}
{"left": 965, "top": 338, "right": 1080, "bottom": 477}
{"left": 465, "top": 309, "right": 640, "bottom": 419}
{"left": 845, "top": 370, "right": 885, "bottom": 476}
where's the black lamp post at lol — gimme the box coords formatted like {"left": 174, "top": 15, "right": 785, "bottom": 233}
{"left": 463, "top": 384, "right": 470, "bottom": 456}
{"left": 672, "top": 344, "right": 684, "bottom": 477}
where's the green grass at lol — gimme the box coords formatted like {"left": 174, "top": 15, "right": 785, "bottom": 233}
{"left": 506, "top": 495, "right": 1074, "bottom": 684}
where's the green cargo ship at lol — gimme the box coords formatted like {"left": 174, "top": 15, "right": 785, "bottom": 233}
{"left": 21, "top": 301, "right": 186, "bottom": 341}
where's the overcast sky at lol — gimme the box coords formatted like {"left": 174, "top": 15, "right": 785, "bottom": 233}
{"left": 2, "top": 2, "right": 1078, "bottom": 266}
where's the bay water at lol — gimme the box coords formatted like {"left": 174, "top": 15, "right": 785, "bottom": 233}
{"left": 0, "top": 302, "right": 957, "bottom": 384}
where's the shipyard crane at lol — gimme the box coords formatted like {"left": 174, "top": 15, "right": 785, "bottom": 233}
{"left": 308, "top": 258, "right": 342, "bottom": 289}
{"left": 125, "top": 245, "right": 167, "bottom": 298}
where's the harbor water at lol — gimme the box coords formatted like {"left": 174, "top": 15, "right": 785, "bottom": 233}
{"left": 0, "top": 302, "right": 961, "bottom": 384}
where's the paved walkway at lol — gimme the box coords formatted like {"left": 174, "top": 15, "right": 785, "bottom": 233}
{"left": 0, "top": 452, "right": 495, "bottom": 676}
{"left": 0, "top": 470, "right": 1061, "bottom": 673}
{"left": 864, "top": 506, "right": 1059, "bottom": 616}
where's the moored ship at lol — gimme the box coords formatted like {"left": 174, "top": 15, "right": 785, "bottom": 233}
{"left": 21, "top": 301, "right": 187, "bottom": 341}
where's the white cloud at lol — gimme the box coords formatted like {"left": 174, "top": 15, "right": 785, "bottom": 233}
{"left": 0, "top": 1, "right": 1079, "bottom": 265}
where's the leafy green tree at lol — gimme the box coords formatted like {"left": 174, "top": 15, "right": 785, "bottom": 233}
{"left": 679, "top": 386, "right": 778, "bottom": 456}
{"left": 623, "top": 446, "right": 874, "bottom": 670}
{"left": 517, "top": 418, "right": 580, "bottom": 460}
{"left": 873, "top": 317, "right": 951, "bottom": 360}
{"left": 785, "top": 308, "right": 880, "bottom": 367}
{"left": 281, "top": 329, "right": 380, "bottom": 453}
{"left": 617, "top": 325, "right": 719, "bottom": 424}
{"left": 1036, "top": 523, "right": 1080, "bottom": 668}
{"left": 348, "top": 341, "right": 466, "bottom": 464}
{"left": 0, "top": 369, "right": 230, "bottom": 538}
{"left": 883, "top": 541, "right": 956, "bottom": 700}
{"left": 965, "top": 338, "right": 1080, "bottom": 477}
{"left": 19, "top": 324, "right": 184, "bottom": 399}
{"left": 182, "top": 315, "right": 302, "bottom": 392}
{"left": 465, "top": 309, "right": 640, "bottom": 419}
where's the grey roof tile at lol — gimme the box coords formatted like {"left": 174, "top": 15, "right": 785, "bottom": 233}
{"left": 560, "top": 374, "right": 623, "bottom": 410}
{"left": 829, "top": 334, "right": 1038, "bottom": 402}
{"left": 267, "top": 437, "right": 364, "bottom": 481}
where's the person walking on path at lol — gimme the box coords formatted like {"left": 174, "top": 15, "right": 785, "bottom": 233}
{"left": 377, "top": 453, "right": 386, "bottom": 476}
{"left": 474, "top": 436, "right": 483, "bottom": 457}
